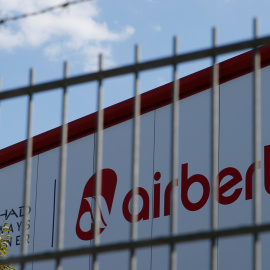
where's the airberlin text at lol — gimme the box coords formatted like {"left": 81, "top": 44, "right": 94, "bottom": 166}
{"left": 122, "top": 145, "right": 270, "bottom": 223}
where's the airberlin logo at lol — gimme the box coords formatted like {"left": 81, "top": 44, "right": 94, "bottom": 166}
{"left": 76, "top": 169, "right": 117, "bottom": 241}
{"left": 76, "top": 145, "right": 270, "bottom": 241}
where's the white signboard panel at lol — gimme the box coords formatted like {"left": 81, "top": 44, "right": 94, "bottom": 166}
{"left": 1, "top": 48, "right": 270, "bottom": 269}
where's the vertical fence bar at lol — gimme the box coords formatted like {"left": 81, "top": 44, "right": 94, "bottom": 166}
{"left": 21, "top": 68, "right": 34, "bottom": 269}
{"left": 0, "top": 76, "right": 1, "bottom": 116}
{"left": 56, "top": 62, "right": 69, "bottom": 270}
{"left": 211, "top": 27, "right": 219, "bottom": 270}
{"left": 0, "top": 76, "right": 2, "bottom": 153}
{"left": 130, "top": 45, "right": 140, "bottom": 270}
{"left": 170, "top": 36, "right": 179, "bottom": 270}
{"left": 253, "top": 18, "right": 261, "bottom": 270}
{"left": 93, "top": 54, "right": 104, "bottom": 270}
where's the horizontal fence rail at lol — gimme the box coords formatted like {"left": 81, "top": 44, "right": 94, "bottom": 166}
{"left": 1, "top": 35, "right": 270, "bottom": 100}
{"left": 3, "top": 223, "right": 270, "bottom": 265}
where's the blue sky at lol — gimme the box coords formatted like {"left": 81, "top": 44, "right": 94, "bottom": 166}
{"left": 0, "top": 0, "right": 269, "bottom": 148}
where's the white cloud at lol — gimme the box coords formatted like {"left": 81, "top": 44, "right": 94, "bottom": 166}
{"left": 0, "top": 28, "right": 24, "bottom": 50}
{"left": 44, "top": 43, "right": 62, "bottom": 60}
{"left": 0, "top": 0, "right": 135, "bottom": 69}
{"left": 153, "top": 24, "right": 162, "bottom": 32}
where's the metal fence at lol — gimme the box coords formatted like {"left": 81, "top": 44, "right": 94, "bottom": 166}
{"left": 1, "top": 18, "right": 270, "bottom": 270}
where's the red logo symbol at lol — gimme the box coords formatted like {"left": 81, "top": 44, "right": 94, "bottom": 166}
{"left": 76, "top": 169, "right": 117, "bottom": 241}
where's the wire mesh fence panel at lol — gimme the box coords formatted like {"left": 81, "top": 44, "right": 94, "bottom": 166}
{"left": 0, "top": 20, "right": 270, "bottom": 270}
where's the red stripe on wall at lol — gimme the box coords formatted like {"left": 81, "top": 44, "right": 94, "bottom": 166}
{"left": 1, "top": 46, "right": 270, "bottom": 169}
